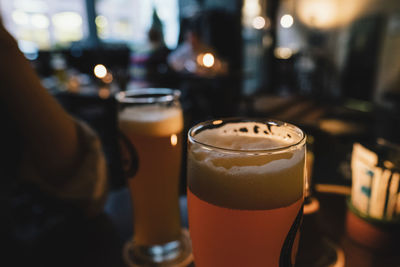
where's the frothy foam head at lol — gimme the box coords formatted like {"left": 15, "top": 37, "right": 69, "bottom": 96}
{"left": 191, "top": 122, "right": 303, "bottom": 172}
{"left": 194, "top": 122, "right": 293, "bottom": 150}
{"left": 188, "top": 121, "right": 305, "bottom": 210}
{"left": 119, "top": 105, "right": 183, "bottom": 136}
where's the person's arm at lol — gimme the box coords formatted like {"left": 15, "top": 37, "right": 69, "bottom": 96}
{"left": 0, "top": 23, "right": 80, "bottom": 184}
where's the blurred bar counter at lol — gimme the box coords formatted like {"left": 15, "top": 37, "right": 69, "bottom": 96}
{"left": 242, "top": 94, "right": 400, "bottom": 188}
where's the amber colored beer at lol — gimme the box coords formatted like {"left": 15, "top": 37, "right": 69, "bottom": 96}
{"left": 187, "top": 120, "right": 306, "bottom": 267}
{"left": 119, "top": 105, "right": 184, "bottom": 245}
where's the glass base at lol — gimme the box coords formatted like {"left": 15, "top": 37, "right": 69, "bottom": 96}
{"left": 123, "top": 229, "right": 193, "bottom": 267}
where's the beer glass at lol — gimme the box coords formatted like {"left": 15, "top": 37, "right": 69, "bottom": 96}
{"left": 187, "top": 118, "right": 306, "bottom": 267}
{"left": 116, "top": 88, "right": 192, "bottom": 266}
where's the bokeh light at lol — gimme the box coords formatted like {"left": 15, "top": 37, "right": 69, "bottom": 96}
{"left": 252, "top": 16, "right": 266, "bottom": 29}
{"left": 170, "top": 134, "right": 178, "bottom": 146}
{"left": 203, "top": 53, "right": 215, "bottom": 68}
{"left": 274, "top": 47, "right": 293, "bottom": 59}
{"left": 94, "top": 64, "right": 107, "bottom": 79}
{"left": 280, "top": 14, "right": 294, "bottom": 28}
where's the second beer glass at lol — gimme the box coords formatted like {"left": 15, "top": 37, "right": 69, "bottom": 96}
{"left": 116, "top": 88, "right": 192, "bottom": 266}
{"left": 187, "top": 118, "right": 306, "bottom": 267}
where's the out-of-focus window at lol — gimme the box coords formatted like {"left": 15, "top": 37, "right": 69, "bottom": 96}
{"left": 0, "top": 0, "right": 88, "bottom": 50}
{"left": 95, "top": 0, "right": 179, "bottom": 49}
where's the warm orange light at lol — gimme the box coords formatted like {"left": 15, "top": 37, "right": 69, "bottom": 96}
{"left": 98, "top": 87, "right": 110, "bottom": 99}
{"left": 170, "top": 134, "right": 178, "bottom": 146}
{"left": 102, "top": 72, "right": 113, "bottom": 83}
{"left": 94, "top": 64, "right": 107, "bottom": 78}
{"left": 203, "top": 53, "right": 215, "bottom": 68}
{"left": 212, "top": 120, "right": 223, "bottom": 125}
{"left": 384, "top": 160, "right": 395, "bottom": 170}
{"left": 196, "top": 54, "right": 204, "bottom": 66}
{"left": 274, "top": 47, "right": 293, "bottom": 59}
{"left": 296, "top": 0, "right": 368, "bottom": 29}
{"left": 67, "top": 77, "right": 80, "bottom": 93}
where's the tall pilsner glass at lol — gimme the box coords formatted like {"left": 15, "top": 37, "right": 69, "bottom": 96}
{"left": 187, "top": 118, "right": 306, "bottom": 267}
{"left": 116, "top": 88, "right": 192, "bottom": 266}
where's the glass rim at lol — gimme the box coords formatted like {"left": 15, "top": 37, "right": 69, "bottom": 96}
{"left": 115, "top": 88, "right": 181, "bottom": 104}
{"left": 188, "top": 117, "right": 306, "bottom": 154}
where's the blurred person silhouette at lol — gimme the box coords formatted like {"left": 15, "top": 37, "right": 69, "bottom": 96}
{"left": 130, "top": 9, "right": 175, "bottom": 88}
{"left": 145, "top": 10, "right": 177, "bottom": 87}
{"left": 0, "top": 21, "right": 108, "bottom": 217}
{"left": 167, "top": 13, "right": 227, "bottom": 77}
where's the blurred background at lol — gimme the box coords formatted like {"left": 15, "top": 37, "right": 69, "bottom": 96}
{"left": 1, "top": 0, "right": 400, "bottom": 190}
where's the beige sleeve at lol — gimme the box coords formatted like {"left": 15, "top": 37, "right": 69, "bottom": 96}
{"left": 23, "top": 120, "right": 108, "bottom": 216}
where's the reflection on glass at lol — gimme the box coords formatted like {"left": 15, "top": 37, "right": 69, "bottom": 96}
{"left": 170, "top": 134, "right": 178, "bottom": 146}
